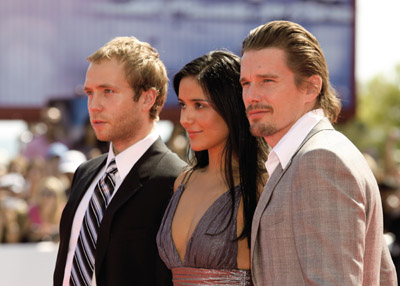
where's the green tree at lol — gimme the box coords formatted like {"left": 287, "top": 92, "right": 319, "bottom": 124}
{"left": 338, "top": 65, "right": 400, "bottom": 177}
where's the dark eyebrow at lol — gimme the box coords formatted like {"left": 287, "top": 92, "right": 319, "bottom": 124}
{"left": 178, "top": 98, "right": 209, "bottom": 103}
{"left": 239, "top": 77, "right": 247, "bottom": 83}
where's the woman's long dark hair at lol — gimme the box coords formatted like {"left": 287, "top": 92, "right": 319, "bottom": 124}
{"left": 173, "top": 50, "right": 267, "bottom": 245}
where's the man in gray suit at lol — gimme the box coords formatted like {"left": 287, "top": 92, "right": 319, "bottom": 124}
{"left": 240, "top": 20, "right": 397, "bottom": 285}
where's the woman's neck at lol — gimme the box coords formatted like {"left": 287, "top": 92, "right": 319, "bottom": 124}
{"left": 205, "top": 147, "right": 239, "bottom": 186}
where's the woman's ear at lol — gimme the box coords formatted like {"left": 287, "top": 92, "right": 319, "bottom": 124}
{"left": 305, "top": 75, "right": 322, "bottom": 103}
{"left": 140, "top": 88, "right": 157, "bottom": 112}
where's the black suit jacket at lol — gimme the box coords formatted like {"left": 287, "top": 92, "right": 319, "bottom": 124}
{"left": 53, "top": 138, "right": 186, "bottom": 286}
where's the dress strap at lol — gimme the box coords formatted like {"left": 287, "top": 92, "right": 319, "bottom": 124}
{"left": 180, "top": 169, "right": 195, "bottom": 186}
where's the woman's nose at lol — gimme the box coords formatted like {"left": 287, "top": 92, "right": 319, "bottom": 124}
{"left": 180, "top": 108, "right": 194, "bottom": 128}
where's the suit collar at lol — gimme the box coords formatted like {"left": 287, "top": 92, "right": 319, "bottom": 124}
{"left": 111, "top": 130, "right": 159, "bottom": 180}
{"left": 281, "top": 117, "right": 334, "bottom": 172}
{"left": 95, "top": 137, "right": 169, "bottom": 272}
{"left": 67, "top": 154, "right": 108, "bottom": 210}
{"left": 255, "top": 118, "right": 334, "bottom": 215}
{"left": 251, "top": 118, "right": 335, "bottom": 267}
{"left": 251, "top": 163, "right": 285, "bottom": 251}
{"left": 299, "top": 117, "right": 333, "bottom": 148}
{"left": 97, "top": 137, "right": 166, "bottom": 214}
{"left": 267, "top": 109, "right": 325, "bottom": 174}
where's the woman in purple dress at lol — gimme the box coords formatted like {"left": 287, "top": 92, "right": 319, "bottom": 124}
{"left": 157, "top": 50, "right": 267, "bottom": 285}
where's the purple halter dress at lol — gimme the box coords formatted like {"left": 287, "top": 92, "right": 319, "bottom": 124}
{"left": 156, "top": 173, "right": 252, "bottom": 286}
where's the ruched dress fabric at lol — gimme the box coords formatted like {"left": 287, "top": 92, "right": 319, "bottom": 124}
{"left": 156, "top": 174, "right": 253, "bottom": 286}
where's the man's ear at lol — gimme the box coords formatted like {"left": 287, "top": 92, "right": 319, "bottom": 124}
{"left": 305, "top": 75, "right": 322, "bottom": 103}
{"left": 140, "top": 88, "right": 157, "bottom": 112}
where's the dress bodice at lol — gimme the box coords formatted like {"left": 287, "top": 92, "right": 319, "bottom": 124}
{"left": 156, "top": 172, "right": 252, "bottom": 285}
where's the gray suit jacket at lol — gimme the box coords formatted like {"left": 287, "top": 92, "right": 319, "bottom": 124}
{"left": 251, "top": 118, "right": 397, "bottom": 285}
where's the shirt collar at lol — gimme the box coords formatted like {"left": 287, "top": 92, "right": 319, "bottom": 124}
{"left": 106, "top": 128, "right": 159, "bottom": 181}
{"left": 266, "top": 109, "right": 325, "bottom": 175}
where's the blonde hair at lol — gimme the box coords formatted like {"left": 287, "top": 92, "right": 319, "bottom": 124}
{"left": 87, "top": 36, "right": 168, "bottom": 120}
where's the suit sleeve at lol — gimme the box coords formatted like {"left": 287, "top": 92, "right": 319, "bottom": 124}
{"left": 290, "top": 148, "right": 369, "bottom": 285}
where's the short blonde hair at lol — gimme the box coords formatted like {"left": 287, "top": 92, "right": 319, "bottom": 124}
{"left": 87, "top": 36, "right": 168, "bottom": 120}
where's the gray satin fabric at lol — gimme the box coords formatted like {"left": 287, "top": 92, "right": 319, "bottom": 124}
{"left": 157, "top": 182, "right": 252, "bottom": 284}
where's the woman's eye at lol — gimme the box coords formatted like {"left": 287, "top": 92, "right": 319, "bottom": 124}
{"left": 195, "top": 102, "right": 205, "bottom": 109}
{"left": 178, "top": 102, "right": 186, "bottom": 109}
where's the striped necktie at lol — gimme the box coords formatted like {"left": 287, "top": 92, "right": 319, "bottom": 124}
{"left": 70, "top": 159, "right": 118, "bottom": 286}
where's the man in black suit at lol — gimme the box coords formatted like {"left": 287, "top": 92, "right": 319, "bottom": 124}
{"left": 53, "top": 36, "right": 186, "bottom": 286}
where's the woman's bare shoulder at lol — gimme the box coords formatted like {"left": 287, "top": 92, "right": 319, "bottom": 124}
{"left": 173, "top": 169, "right": 194, "bottom": 192}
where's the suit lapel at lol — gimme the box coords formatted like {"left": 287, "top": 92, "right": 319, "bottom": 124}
{"left": 95, "top": 170, "right": 143, "bottom": 270}
{"left": 102, "top": 137, "right": 166, "bottom": 215}
{"left": 62, "top": 155, "right": 107, "bottom": 232}
{"left": 55, "top": 154, "right": 107, "bottom": 279}
{"left": 293, "top": 117, "right": 333, "bottom": 157}
{"left": 95, "top": 138, "right": 166, "bottom": 271}
{"left": 251, "top": 118, "right": 335, "bottom": 270}
{"left": 251, "top": 164, "right": 285, "bottom": 256}
{"left": 69, "top": 155, "right": 107, "bottom": 205}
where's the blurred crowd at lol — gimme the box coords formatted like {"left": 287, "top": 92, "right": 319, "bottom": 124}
{"left": 372, "top": 127, "right": 400, "bottom": 272}
{"left": 0, "top": 142, "right": 88, "bottom": 243}
{"left": 0, "top": 111, "right": 188, "bottom": 244}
